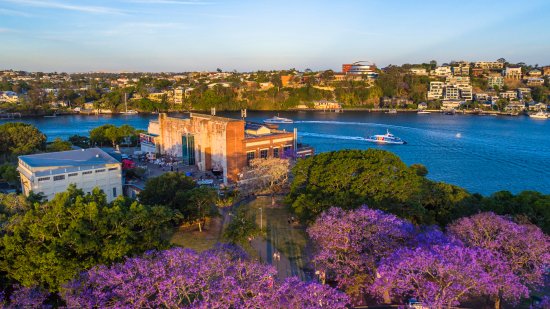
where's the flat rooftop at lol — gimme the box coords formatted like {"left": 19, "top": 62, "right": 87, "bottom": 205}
{"left": 19, "top": 148, "right": 120, "bottom": 168}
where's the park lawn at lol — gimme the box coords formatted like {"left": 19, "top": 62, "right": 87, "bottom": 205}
{"left": 169, "top": 216, "right": 224, "bottom": 252}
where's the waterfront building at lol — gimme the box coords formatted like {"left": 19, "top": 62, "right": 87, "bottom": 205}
{"left": 147, "top": 113, "right": 313, "bottom": 184}
{"left": 17, "top": 148, "right": 122, "bottom": 202}
{"left": 500, "top": 90, "right": 518, "bottom": 100}
{"left": 504, "top": 67, "right": 522, "bottom": 80}
{"left": 474, "top": 61, "right": 504, "bottom": 70}
{"left": 444, "top": 85, "right": 460, "bottom": 100}
{"left": 428, "top": 81, "right": 445, "bottom": 100}
{"left": 442, "top": 100, "right": 462, "bottom": 109}
{"left": 0, "top": 91, "right": 19, "bottom": 103}
{"left": 452, "top": 65, "right": 470, "bottom": 76}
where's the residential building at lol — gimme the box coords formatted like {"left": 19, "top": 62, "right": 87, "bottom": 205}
{"left": 281, "top": 75, "right": 293, "bottom": 86}
{"left": 528, "top": 69, "right": 542, "bottom": 77}
{"left": 431, "top": 66, "right": 453, "bottom": 77}
{"left": 444, "top": 85, "right": 460, "bottom": 100}
{"left": 0, "top": 91, "right": 19, "bottom": 103}
{"left": 500, "top": 91, "right": 518, "bottom": 100}
{"left": 442, "top": 100, "right": 462, "bottom": 109}
{"left": 488, "top": 74, "right": 504, "bottom": 88}
{"left": 174, "top": 87, "right": 184, "bottom": 104}
{"left": 506, "top": 100, "right": 525, "bottom": 112}
{"left": 17, "top": 148, "right": 122, "bottom": 202}
{"left": 471, "top": 68, "right": 484, "bottom": 77}
{"left": 147, "top": 113, "right": 313, "bottom": 184}
{"left": 410, "top": 67, "right": 428, "bottom": 76}
{"left": 417, "top": 102, "right": 428, "bottom": 110}
{"left": 474, "top": 61, "right": 504, "bottom": 70}
{"left": 526, "top": 78, "right": 545, "bottom": 86}
{"left": 428, "top": 81, "right": 445, "bottom": 100}
{"left": 504, "top": 67, "right": 522, "bottom": 80}
{"left": 452, "top": 65, "right": 470, "bottom": 76}
{"left": 543, "top": 66, "right": 550, "bottom": 76}
{"left": 459, "top": 86, "right": 473, "bottom": 101}
{"left": 313, "top": 100, "right": 342, "bottom": 110}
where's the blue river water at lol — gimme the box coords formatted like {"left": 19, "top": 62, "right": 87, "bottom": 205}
{"left": 2, "top": 111, "right": 549, "bottom": 195}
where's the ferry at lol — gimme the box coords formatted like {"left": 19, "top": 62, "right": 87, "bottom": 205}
{"left": 529, "top": 111, "right": 549, "bottom": 119}
{"left": 263, "top": 116, "right": 293, "bottom": 124}
{"left": 366, "top": 130, "right": 407, "bottom": 145}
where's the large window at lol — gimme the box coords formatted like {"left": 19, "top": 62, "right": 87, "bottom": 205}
{"left": 53, "top": 175, "right": 65, "bottom": 181}
{"left": 113, "top": 187, "right": 117, "bottom": 197}
{"left": 273, "top": 147, "right": 280, "bottom": 158}
{"left": 260, "top": 149, "right": 268, "bottom": 159}
{"left": 246, "top": 151, "right": 255, "bottom": 164}
{"left": 37, "top": 177, "right": 50, "bottom": 182}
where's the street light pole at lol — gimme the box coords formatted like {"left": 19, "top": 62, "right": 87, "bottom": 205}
{"left": 259, "top": 207, "right": 263, "bottom": 230}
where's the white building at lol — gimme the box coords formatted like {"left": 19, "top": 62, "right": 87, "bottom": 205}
{"left": 444, "top": 86, "right": 460, "bottom": 100}
{"left": 410, "top": 67, "right": 428, "bottom": 76}
{"left": 474, "top": 61, "right": 504, "bottom": 70}
{"left": 431, "top": 66, "right": 453, "bottom": 77}
{"left": 504, "top": 67, "right": 522, "bottom": 80}
{"left": 18, "top": 148, "right": 122, "bottom": 202}
{"left": 428, "top": 81, "right": 445, "bottom": 99}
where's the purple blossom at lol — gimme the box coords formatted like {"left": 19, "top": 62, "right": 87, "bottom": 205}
{"left": 373, "top": 244, "right": 528, "bottom": 308}
{"left": 448, "top": 212, "right": 550, "bottom": 287}
{"left": 307, "top": 206, "right": 416, "bottom": 303}
{"left": 62, "top": 245, "right": 349, "bottom": 308}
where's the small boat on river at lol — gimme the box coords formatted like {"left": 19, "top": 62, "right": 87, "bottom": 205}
{"left": 366, "top": 130, "right": 407, "bottom": 145}
{"left": 263, "top": 116, "right": 293, "bottom": 124}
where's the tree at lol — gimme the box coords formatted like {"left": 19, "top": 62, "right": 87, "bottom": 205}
{"left": 287, "top": 149, "right": 464, "bottom": 225}
{"left": 0, "top": 123, "right": 46, "bottom": 161}
{"left": 240, "top": 157, "right": 290, "bottom": 205}
{"left": 0, "top": 185, "right": 174, "bottom": 291}
{"left": 223, "top": 207, "right": 261, "bottom": 244}
{"left": 373, "top": 244, "right": 527, "bottom": 309}
{"left": 138, "top": 172, "right": 196, "bottom": 213}
{"left": 62, "top": 245, "right": 349, "bottom": 308}
{"left": 307, "top": 206, "right": 416, "bottom": 304}
{"left": 447, "top": 212, "right": 550, "bottom": 307}
{"left": 183, "top": 186, "right": 217, "bottom": 232}
{"left": 0, "top": 164, "right": 19, "bottom": 186}
{"left": 46, "top": 138, "right": 72, "bottom": 152}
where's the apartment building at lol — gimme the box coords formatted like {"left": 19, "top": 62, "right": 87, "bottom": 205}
{"left": 174, "top": 87, "right": 184, "bottom": 104}
{"left": 444, "top": 85, "right": 460, "bottom": 100}
{"left": 410, "top": 67, "right": 428, "bottom": 76}
{"left": 431, "top": 66, "right": 453, "bottom": 77}
{"left": 452, "top": 65, "right": 470, "bottom": 76}
{"left": 504, "top": 67, "right": 522, "bottom": 80}
{"left": 500, "top": 91, "right": 518, "bottom": 100}
{"left": 18, "top": 148, "right": 122, "bottom": 202}
{"left": 488, "top": 74, "right": 504, "bottom": 88}
{"left": 474, "top": 61, "right": 504, "bottom": 70}
{"left": 428, "top": 81, "right": 445, "bottom": 99}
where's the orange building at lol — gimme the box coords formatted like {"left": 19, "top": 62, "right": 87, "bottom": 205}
{"left": 280, "top": 75, "right": 293, "bottom": 87}
{"left": 148, "top": 113, "right": 313, "bottom": 184}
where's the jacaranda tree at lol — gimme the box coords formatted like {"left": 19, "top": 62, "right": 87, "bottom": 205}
{"left": 307, "top": 206, "right": 416, "bottom": 304}
{"left": 447, "top": 212, "right": 550, "bottom": 308}
{"left": 62, "top": 245, "right": 349, "bottom": 308}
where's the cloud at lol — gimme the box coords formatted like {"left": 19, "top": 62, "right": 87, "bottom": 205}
{"left": 0, "top": 28, "right": 13, "bottom": 32}
{"left": 0, "top": 0, "right": 125, "bottom": 14}
{"left": 0, "top": 8, "right": 32, "bottom": 17}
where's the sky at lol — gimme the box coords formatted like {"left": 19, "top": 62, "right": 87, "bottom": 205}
{"left": 0, "top": 0, "right": 549, "bottom": 72}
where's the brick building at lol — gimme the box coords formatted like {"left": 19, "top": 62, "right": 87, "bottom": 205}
{"left": 146, "top": 113, "right": 313, "bottom": 184}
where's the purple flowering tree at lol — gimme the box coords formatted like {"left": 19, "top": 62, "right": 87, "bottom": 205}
{"left": 62, "top": 245, "right": 349, "bottom": 308}
{"left": 1, "top": 285, "right": 50, "bottom": 308}
{"left": 448, "top": 212, "right": 550, "bottom": 308}
{"left": 372, "top": 244, "right": 528, "bottom": 309}
{"left": 307, "top": 206, "right": 416, "bottom": 304}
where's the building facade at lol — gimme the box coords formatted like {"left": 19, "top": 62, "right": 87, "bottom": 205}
{"left": 148, "top": 113, "right": 313, "bottom": 184}
{"left": 18, "top": 148, "right": 122, "bottom": 202}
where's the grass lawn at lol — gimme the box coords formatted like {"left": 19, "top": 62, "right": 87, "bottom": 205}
{"left": 169, "top": 216, "right": 225, "bottom": 252}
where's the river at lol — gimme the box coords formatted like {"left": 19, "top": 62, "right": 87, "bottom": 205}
{"left": 2, "top": 111, "right": 549, "bottom": 195}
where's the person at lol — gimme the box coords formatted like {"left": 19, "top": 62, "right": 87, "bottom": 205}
{"left": 171, "top": 165, "right": 174, "bottom": 172}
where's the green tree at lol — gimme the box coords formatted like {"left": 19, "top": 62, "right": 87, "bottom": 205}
{"left": 46, "top": 138, "right": 72, "bottom": 152}
{"left": 0, "top": 123, "right": 46, "bottom": 162}
{"left": 223, "top": 207, "right": 261, "bottom": 244}
{"left": 286, "top": 149, "right": 472, "bottom": 226}
{"left": 0, "top": 185, "right": 173, "bottom": 291}
{"left": 138, "top": 172, "right": 196, "bottom": 213}
{"left": 183, "top": 186, "right": 217, "bottom": 232}
{"left": 0, "top": 164, "right": 19, "bottom": 185}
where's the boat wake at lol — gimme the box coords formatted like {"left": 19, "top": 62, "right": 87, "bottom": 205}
{"left": 294, "top": 120, "right": 414, "bottom": 130}
{"left": 299, "top": 132, "right": 368, "bottom": 141}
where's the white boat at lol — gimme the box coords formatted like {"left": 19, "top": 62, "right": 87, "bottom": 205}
{"left": 263, "top": 116, "right": 293, "bottom": 124}
{"left": 121, "top": 110, "right": 139, "bottom": 114}
{"left": 417, "top": 110, "right": 431, "bottom": 114}
{"left": 366, "top": 130, "right": 407, "bottom": 145}
{"left": 386, "top": 109, "right": 397, "bottom": 114}
{"left": 529, "top": 111, "right": 548, "bottom": 119}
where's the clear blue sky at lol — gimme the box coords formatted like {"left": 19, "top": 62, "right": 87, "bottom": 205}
{"left": 0, "top": 0, "right": 549, "bottom": 72}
